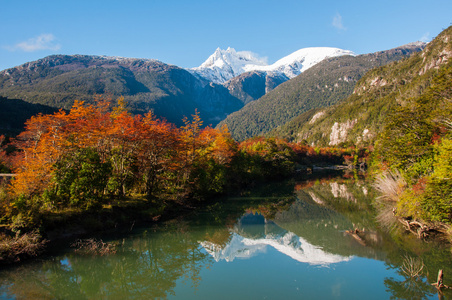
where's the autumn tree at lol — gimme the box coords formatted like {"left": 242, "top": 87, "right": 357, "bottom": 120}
{"left": 187, "top": 125, "right": 237, "bottom": 198}
{"left": 0, "top": 135, "right": 11, "bottom": 173}
{"left": 106, "top": 103, "right": 140, "bottom": 197}
{"left": 135, "top": 112, "right": 181, "bottom": 200}
{"left": 4, "top": 96, "right": 245, "bottom": 226}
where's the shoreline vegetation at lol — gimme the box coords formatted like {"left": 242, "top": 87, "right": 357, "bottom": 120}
{"left": 371, "top": 60, "right": 452, "bottom": 243}
{"left": 0, "top": 96, "right": 369, "bottom": 264}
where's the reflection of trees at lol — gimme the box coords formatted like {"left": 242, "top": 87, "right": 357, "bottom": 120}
{"left": 384, "top": 271, "right": 435, "bottom": 300}
{"left": 385, "top": 276, "right": 434, "bottom": 300}
{"left": 1, "top": 221, "right": 213, "bottom": 299}
{"left": 0, "top": 181, "right": 297, "bottom": 299}
{"left": 295, "top": 176, "right": 450, "bottom": 300}
{"left": 272, "top": 192, "right": 375, "bottom": 259}
{"left": 204, "top": 229, "right": 232, "bottom": 249}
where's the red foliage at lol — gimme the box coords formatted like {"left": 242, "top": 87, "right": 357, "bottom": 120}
{"left": 411, "top": 177, "right": 427, "bottom": 195}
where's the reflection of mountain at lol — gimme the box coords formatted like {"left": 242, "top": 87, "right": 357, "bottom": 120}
{"left": 199, "top": 213, "right": 351, "bottom": 266}
{"left": 274, "top": 184, "right": 387, "bottom": 261}
{"left": 200, "top": 180, "right": 389, "bottom": 266}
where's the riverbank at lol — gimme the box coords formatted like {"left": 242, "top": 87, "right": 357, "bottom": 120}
{"left": 0, "top": 167, "right": 347, "bottom": 265}
{"left": 0, "top": 196, "right": 198, "bottom": 264}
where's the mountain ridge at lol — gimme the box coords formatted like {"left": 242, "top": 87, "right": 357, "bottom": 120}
{"left": 0, "top": 54, "right": 243, "bottom": 127}
{"left": 189, "top": 46, "right": 355, "bottom": 84}
{"left": 0, "top": 46, "right": 358, "bottom": 133}
{"left": 268, "top": 27, "right": 451, "bottom": 146}
{"left": 218, "top": 42, "right": 426, "bottom": 141}
{"left": 0, "top": 42, "right": 426, "bottom": 135}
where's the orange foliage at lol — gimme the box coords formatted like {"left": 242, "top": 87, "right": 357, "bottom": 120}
{"left": 197, "top": 125, "right": 237, "bottom": 165}
{"left": 8, "top": 98, "right": 239, "bottom": 203}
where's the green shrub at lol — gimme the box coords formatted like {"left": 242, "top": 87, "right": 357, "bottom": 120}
{"left": 420, "top": 177, "right": 452, "bottom": 223}
{"left": 53, "top": 148, "right": 112, "bottom": 210}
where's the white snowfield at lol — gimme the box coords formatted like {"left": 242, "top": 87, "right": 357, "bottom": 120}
{"left": 189, "top": 47, "right": 355, "bottom": 84}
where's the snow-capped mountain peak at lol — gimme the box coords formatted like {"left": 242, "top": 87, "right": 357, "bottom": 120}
{"left": 200, "top": 47, "right": 267, "bottom": 68}
{"left": 261, "top": 47, "right": 355, "bottom": 78}
{"left": 189, "top": 47, "right": 355, "bottom": 84}
{"left": 192, "top": 47, "right": 268, "bottom": 83}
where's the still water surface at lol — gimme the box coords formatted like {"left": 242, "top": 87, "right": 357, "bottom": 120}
{"left": 1, "top": 174, "right": 451, "bottom": 299}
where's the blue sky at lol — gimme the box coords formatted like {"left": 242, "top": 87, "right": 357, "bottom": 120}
{"left": 1, "top": 0, "right": 451, "bottom": 71}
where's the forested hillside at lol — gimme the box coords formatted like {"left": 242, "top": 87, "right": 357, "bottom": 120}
{"left": 0, "top": 96, "right": 59, "bottom": 136}
{"left": 271, "top": 27, "right": 451, "bottom": 147}
{"left": 265, "top": 25, "right": 452, "bottom": 228}
{"left": 219, "top": 43, "right": 424, "bottom": 141}
{"left": 0, "top": 55, "right": 242, "bottom": 127}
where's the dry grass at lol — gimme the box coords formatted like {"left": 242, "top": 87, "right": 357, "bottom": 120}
{"left": 373, "top": 170, "right": 406, "bottom": 202}
{"left": 0, "top": 231, "right": 47, "bottom": 263}
{"left": 71, "top": 238, "right": 117, "bottom": 256}
{"left": 374, "top": 170, "right": 407, "bottom": 231}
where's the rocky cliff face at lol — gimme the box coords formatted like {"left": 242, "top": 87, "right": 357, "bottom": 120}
{"left": 222, "top": 71, "right": 288, "bottom": 105}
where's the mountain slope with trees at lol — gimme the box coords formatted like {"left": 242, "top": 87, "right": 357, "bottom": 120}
{"left": 218, "top": 43, "right": 425, "bottom": 141}
{"left": 371, "top": 27, "right": 452, "bottom": 228}
{"left": 0, "top": 48, "right": 358, "bottom": 131}
{"left": 0, "top": 96, "right": 60, "bottom": 136}
{"left": 0, "top": 55, "right": 243, "bottom": 127}
{"left": 271, "top": 27, "right": 451, "bottom": 148}
{"left": 263, "top": 25, "right": 452, "bottom": 230}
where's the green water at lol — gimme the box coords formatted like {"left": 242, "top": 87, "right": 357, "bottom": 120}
{"left": 1, "top": 175, "right": 451, "bottom": 299}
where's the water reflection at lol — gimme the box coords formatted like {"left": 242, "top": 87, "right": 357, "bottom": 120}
{"left": 385, "top": 274, "right": 435, "bottom": 300}
{"left": 0, "top": 175, "right": 450, "bottom": 299}
{"left": 0, "top": 221, "right": 214, "bottom": 299}
{"left": 200, "top": 213, "right": 351, "bottom": 265}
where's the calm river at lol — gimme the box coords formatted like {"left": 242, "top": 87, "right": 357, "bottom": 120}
{"left": 1, "top": 174, "right": 451, "bottom": 299}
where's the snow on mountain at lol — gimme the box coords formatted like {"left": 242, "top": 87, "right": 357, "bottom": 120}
{"left": 189, "top": 47, "right": 268, "bottom": 83}
{"left": 256, "top": 47, "right": 355, "bottom": 78}
{"left": 189, "top": 47, "right": 355, "bottom": 84}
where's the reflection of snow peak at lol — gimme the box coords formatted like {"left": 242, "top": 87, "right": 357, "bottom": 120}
{"left": 200, "top": 234, "right": 267, "bottom": 262}
{"left": 200, "top": 231, "right": 350, "bottom": 266}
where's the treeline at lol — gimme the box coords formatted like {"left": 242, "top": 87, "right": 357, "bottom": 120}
{"left": 0, "top": 97, "right": 364, "bottom": 230}
{"left": 0, "top": 96, "right": 235, "bottom": 228}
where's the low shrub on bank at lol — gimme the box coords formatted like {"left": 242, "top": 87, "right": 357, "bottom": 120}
{"left": 0, "top": 230, "right": 47, "bottom": 263}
